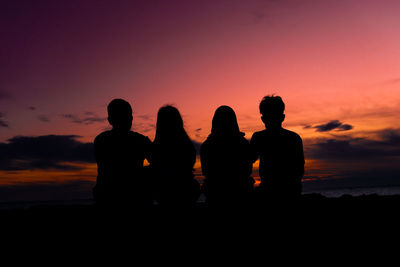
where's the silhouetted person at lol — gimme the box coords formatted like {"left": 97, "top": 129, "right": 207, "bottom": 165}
{"left": 200, "top": 106, "right": 254, "bottom": 207}
{"left": 93, "top": 98, "right": 152, "bottom": 208}
{"left": 150, "top": 105, "right": 200, "bottom": 208}
{"left": 251, "top": 95, "right": 304, "bottom": 202}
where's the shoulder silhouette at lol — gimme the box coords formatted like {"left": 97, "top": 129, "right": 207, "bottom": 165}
{"left": 250, "top": 95, "right": 304, "bottom": 202}
{"left": 93, "top": 98, "right": 152, "bottom": 208}
{"left": 200, "top": 105, "right": 254, "bottom": 207}
{"left": 150, "top": 105, "right": 200, "bottom": 208}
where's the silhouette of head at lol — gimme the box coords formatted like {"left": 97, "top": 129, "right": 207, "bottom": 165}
{"left": 155, "top": 105, "right": 188, "bottom": 143}
{"left": 107, "top": 98, "right": 133, "bottom": 132}
{"left": 259, "top": 95, "right": 285, "bottom": 130}
{"left": 211, "top": 105, "right": 241, "bottom": 137}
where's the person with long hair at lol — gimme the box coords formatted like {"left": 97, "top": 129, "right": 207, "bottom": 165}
{"left": 150, "top": 105, "right": 200, "bottom": 207}
{"left": 200, "top": 105, "right": 254, "bottom": 206}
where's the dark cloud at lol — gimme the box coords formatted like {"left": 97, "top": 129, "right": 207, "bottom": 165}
{"left": 313, "top": 120, "right": 353, "bottom": 132}
{"left": 28, "top": 106, "right": 37, "bottom": 111}
{"left": 305, "top": 128, "right": 400, "bottom": 160}
{"left": 302, "top": 128, "right": 400, "bottom": 191}
{"left": 194, "top": 128, "right": 203, "bottom": 138}
{"left": 0, "top": 112, "right": 9, "bottom": 128}
{"left": 0, "top": 135, "right": 94, "bottom": 171}
{"left": 37, "top": 115, "right": 50, "bottom": 122}
{"left": 0, "top": 120, "right": 8, "bottom": 128}
{"left": 60, "top": 114, "right": 80, "bottom": 122}
{"left": 314, "top": 120, "right": 342, "bottom": 132}
{"left": 60, "top": 113, "right": 106, "bottom": 125}
{"left": 337, "top": 124, "right": 353, "bottom": 131}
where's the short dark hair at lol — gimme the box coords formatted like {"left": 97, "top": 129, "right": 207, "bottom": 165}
{"left": 259, "top": 95, "right": 285, "bottom": 115}
{"left": 107, "top": 98, "right": 132, "bottom": 117}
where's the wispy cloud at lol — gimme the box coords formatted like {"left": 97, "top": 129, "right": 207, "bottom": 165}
{"left": 132, "top": 122, "right": 155, "bottom": 134}
{"left": 132, "top": 114, "right": 156, "bottom": 134}
{"left": 60, "top": 113, "right": 106, "bottom": 125}
{"left": 250, "top": 11, "right": 267, "bottom": 24}
{"left": 135, "top": 114, "right": 153, "bottom": 121}
{"left": 37, "top": 115, "right": 50, "bottom": 122}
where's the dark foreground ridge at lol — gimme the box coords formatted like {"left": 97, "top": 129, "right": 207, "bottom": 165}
{"left": 2, "top": 193, "right": 400, "bottom": 224}
{"left": 2, "top": 193, "right": 400, "bottom": 253}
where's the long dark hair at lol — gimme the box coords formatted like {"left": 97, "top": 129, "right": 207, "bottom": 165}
{"left": 154, "top": 105, "right": 192, "bottom": 145}
{"left": 210, "top": 105, "right": 242, "bottom": 139}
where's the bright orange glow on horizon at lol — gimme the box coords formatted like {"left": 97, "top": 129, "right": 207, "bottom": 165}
{"left": 0, "top": 163, "right": 97, "bottom": 187}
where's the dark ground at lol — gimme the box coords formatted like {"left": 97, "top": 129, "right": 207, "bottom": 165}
{"left": 1, "top": 193, "right": 399, "bottom": 260}
{"left": 2, "top": 193, "right": 400, "bottom": 228}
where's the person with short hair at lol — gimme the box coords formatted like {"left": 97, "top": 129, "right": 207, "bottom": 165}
{"left": 93, "top": 98, "right": 152, "bottom": 208}
{"left": 251, "top": 95, "right": 304, "bottom": 200}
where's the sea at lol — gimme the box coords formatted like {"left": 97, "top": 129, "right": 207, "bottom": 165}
{"left": 303, "top": 185, "right": 400, "bottom": 198}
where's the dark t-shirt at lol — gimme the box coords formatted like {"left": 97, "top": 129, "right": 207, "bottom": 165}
{"left": 251, "top": 128, "right": 304, "bottom": 194}
{"left": 93, "top": 130, "right": 152, "bottom": 203}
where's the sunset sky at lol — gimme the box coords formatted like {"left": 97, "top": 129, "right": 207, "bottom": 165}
{"left": 1, "top": 0, "right": 400, "bottom": 202}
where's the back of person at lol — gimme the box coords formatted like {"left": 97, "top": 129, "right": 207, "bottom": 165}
{"left": 150, "top": 105, "right": 200, "bottom": 207}
{"left": 251, "top": 96, "right": 304, "bottom": 201}
{"left": 151, "top": 140, "right": 198, "bottom": 205}
{"left": 201, "top": 135, "right": 254, "bottom": 203}
{"left": 200, "top": 106, "right": 254, "bottom": 206}
{"left": 94, "top": 131, "right": 152, "bottom": 205}
{"left": 93, "top": 99, "right": 152, "bottom": 208}
{"left": 251, "top": 128, "right": 303, "bottom": 197}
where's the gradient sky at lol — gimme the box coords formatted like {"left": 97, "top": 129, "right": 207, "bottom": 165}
{"left": 1, "top": 0, "right": 400, "bottom": 202}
